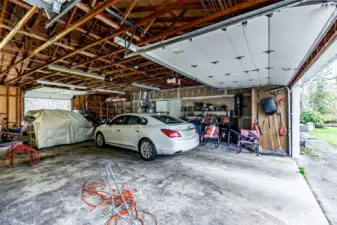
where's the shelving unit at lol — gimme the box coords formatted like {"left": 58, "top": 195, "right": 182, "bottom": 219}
{"left": 85, "top": 100, "right": 132, "bottom": 120}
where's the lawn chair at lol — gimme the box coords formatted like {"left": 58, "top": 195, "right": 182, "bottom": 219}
{"left": 237, "top": 129, "right": 260, "bottom": 156}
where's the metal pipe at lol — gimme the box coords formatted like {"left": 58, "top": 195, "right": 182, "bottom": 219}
{"left": 105, "top": 8, "right": 135, "bottom": 28}
{"left": 48, "top": 64, "right": 105, "bottom": 80}
{"left": 0, "top": 6, "right": 37, "bottom": 50}
{"left": 132, "top": 82, "right": 160, "bottom": 91}
{"left": 37, "top": 80, "right": 88, "bottom": 89}
{"left": 127, "top": 0, "right": 303, "bottom": 57}
{"left": 45, "top": 0, "right": 81, "bottom": 28}
{"left": 286, "top": 86, "right": 292, "bottom": 157}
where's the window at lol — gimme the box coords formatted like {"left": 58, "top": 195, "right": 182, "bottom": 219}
{"left": 127, "top": 116, "right": 148, "bottom": 125}
{"left": 110, "top": 116, "right": 128, "bottom": 125}
{"left": 151, "top": 115, "right": 182, "bottom": 124}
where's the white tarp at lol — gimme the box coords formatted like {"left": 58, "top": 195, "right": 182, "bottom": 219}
{"left": 24, "top": 109, "right": 94, "bottom": 149}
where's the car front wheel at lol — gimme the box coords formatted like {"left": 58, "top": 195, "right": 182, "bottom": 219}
{"left": 139, "top": 139, "right": 157, "bottom": 161}
{"left": 96, "top": 132, "right": 105, "bottom": 147}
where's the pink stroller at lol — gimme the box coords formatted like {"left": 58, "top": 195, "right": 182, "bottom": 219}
{"left": 236, "top": 129, "right": 260, "bottom": 156}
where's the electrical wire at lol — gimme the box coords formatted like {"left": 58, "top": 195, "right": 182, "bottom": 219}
{"left": 242, "top": 24, "right": 262, "bottom": 85}
{"left": 81, "top": 178, "right": 158, "bottom": 225}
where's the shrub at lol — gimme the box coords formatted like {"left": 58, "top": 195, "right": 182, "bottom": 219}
{"left": 324, "top": 118, "right": 337, "bottom": 124}
{"left": 300, "top": 111, "right": 324, "bottom": 127}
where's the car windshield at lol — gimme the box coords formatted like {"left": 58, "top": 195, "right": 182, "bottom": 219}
{"left": 151, "top": 115, "right": 182, "bottom": 124}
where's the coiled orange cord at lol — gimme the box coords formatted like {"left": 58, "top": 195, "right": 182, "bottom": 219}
{"left": 81, "top": 179, "right": 158, "bottom": 225}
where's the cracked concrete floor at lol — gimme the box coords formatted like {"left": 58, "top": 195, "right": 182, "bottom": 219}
{"left": 0, "top": 142, "right": 328, "bottom": 225}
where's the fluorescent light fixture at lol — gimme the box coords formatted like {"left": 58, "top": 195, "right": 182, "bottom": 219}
{"left": 29, "top": 86, "right": 88, "bottom": 95}
{"left": 132, "top": 82, "right": 160, "bottom": 91}
{"left": 37, "top": 80, "right": 88, "bottom": 90}
{"left": 95, "top": 88, "right": 125, "bottom": 94}
{"left": 48, "top": 64, "right": 105, "bottom": 80}
{"left": 114, "top": 36, "right": 138, "bottom": 52}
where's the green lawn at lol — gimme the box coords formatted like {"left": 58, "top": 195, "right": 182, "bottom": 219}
{"left": 311, "top": 127, "right": 337, "bottom": 147}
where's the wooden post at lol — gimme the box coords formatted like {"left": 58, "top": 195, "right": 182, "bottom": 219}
{"left": 100, "top": 102, "right": 103, "bottom": 118}
{"left": 6, "top": 86, "right": 9, "bottom": 128}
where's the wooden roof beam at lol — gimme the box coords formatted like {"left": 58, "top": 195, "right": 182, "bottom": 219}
{"left": 88, "top": 55, "right": 142, "bottom": 72}
{"left": 138, "top": 0, "right": 273, "bottom": 45}
{"left": 0, "top": 6, "right": 37, "bottom": 50}
{"left": 8, "top": 0, "right": 118, "bottom": 48}
{"left": 118, "top": 3, "right": 203, "bottom": 13}
{"left": 120, "top": 0, "right": 138, "bottom": 25}
{"left": 3, "top": 0, "right": 122, "bottom": 84}
{"left": 0, "top": 0, "right": 8, "bottom": 37}
{"left": 76, "top": 2, "right": 141, "bottom": 41}
{"left": 17, "top": 0, "right": 188, "bottom": 83}
{"left": 15, "top": 1, "right": 189, "bottom": 87}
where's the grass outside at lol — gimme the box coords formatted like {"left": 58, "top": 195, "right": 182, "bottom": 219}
{"left": 311, "top": 127, "right": 337, "bottom": 147}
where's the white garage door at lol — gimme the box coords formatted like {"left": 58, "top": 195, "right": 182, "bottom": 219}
{"left": 24, "top": 98, "right": 71, "bottom": 113}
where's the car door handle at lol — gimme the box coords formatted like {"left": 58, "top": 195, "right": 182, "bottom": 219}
{"left": 136, "top": 130, "right": 140, "bottom": 133}
{"left": 117, "top": 129, "right": 121, "bottom": 132}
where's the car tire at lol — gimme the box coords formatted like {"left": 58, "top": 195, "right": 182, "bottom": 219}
{"left": 139, "top": 139, "right": 157, "bottom": 161}
{"left": 96, "top": 132, "right": 105, "bottom": 147}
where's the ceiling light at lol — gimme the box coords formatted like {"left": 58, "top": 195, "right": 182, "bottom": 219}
{"left": 95, "top": 89, "right": 125, "bottom": 94}
{"left": 48, "top": 64, "right": 105, "bottom": 80}
{"left": 37, "top": 80, "right": 88, "bottom": 90}
{"left": 132, "top": 82, "right": 160, "bottom": 91}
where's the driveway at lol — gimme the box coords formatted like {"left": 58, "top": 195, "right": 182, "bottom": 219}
{"left": 299, "top": 132, "right": 337, "bottom": 225}
{"left": 0, "top": 142, "right": 328, "bottom": 225}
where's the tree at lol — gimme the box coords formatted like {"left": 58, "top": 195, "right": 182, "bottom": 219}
{"left": 310, "top": 70, "right": 336, "bottom": 115}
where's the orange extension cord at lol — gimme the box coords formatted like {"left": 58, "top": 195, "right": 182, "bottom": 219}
{"left": 81, "top": 178, "right": 158, "bottom": 225}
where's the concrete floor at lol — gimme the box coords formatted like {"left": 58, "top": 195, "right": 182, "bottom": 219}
{"left": 298, "top": 132, "right": 337, "bottom": 225}
{"left": 0, "top": 142, "right": 328, "bottom": 225}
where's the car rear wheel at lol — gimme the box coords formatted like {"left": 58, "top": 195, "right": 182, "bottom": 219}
{"left": 96, "top": 133, "right": 105, "bottom": 147}
{"left": 139, "top": 139, "right": 157, "bottom": 161}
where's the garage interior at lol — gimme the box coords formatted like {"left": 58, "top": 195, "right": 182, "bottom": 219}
{"left": 0, "top": 0, "right": 336, "bottom": 224}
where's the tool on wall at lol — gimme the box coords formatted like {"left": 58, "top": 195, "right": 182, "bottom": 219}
{"left": 261, "top": 97, "right": 277, "bottom": 151}
{"left": 253, "top": 90, "right": 263, "bottom": 135}
{"left": 273, "top": 113, "right": 283, "bottom": 151}
{"left": 277, "top": 97, "right": 287, "bottom": 136}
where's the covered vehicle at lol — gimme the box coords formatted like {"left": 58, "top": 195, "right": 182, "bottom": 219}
{"left": 23, "top": 109, "right": 94, "bottom": 149}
